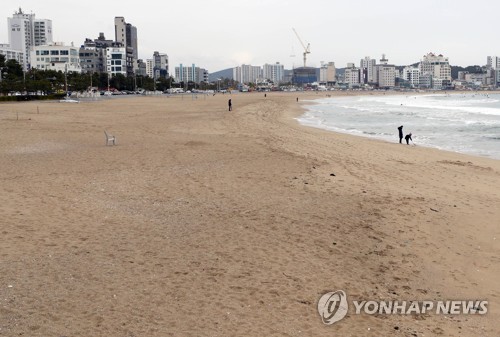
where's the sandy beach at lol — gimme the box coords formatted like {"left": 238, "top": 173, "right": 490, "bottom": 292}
{"left": 1, "top": 92, "right": 499, "bottom": 336}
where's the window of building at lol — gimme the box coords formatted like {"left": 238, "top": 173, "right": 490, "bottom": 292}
{"left": 50, "top": 50, "right": 59, "bottom": 55}
{"left": 60, "top": 50, "right": 69, "bottom": 55}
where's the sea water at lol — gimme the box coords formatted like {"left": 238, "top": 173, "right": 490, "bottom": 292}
{"left": 298, "top": 93, "right": 500, "bottom": 160}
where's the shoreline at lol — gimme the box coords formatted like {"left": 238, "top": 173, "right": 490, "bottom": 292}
{"left": 0, "top": 92, "right": 499, "bottom": 336}
{"left": 293, "top": 91, "right": 500, "bottom": 162}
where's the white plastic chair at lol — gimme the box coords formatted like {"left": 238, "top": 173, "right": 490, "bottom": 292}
{"left": 104, "top": 130, "right": 116, "bottom": 146}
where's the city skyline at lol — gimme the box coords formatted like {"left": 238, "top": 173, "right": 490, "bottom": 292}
{"left": 1, "top": 0, "right": 500, "bottom": 72}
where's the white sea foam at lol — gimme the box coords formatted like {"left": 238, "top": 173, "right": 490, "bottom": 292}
{"left": 298, "top": 93, "right": 500, "bottom": 159}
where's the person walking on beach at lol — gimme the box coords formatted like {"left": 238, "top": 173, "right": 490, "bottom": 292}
{"left": 398, "top": 125, "right": 404, "bottom": 143}
{"left": 405, "top": 133, "right": 412, "bottom": 145}
{"left": 228, "top": 99, "right": 232, "bottom": 111}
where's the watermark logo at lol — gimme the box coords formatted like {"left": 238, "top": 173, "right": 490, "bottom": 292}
{"left": 318, "top": 290, "right": 488, "bottom": 325}
{"left": 317, "top": 290, "right": 348, "bottom": 325}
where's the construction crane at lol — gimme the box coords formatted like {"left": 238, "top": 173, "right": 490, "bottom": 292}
{"left": 292, "top": 27, "right": 310, "bottom": 68}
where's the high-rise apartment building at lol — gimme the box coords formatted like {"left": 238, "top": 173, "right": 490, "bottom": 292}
{"left": 360, "top": 56, "right": 376, "bottom": 84}
{"left": 175, "top": 64, "right": 208, "bottom": 84}
{"left": 114, "top": 17, "right": 138, "bottom": 76}
{"left": 233, "top": 64, "right": 261, "bottom": 84}
{"left": 146, "top": 59, "right": 153, "bottom": 78}
{"left": 402, "top": 66, "right": 420, "bottom": 87}
{"left": 487, "top": 56, "right": 500, "bottom": 87}
{"left": 7, "top": 8, "right": 53, "bottom": 70}
{"left": 262, "top": 62, "right": 285, "bottom": 84}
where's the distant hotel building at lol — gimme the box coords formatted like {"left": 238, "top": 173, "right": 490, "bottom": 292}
{"left": 418, "top": 52, "right": 451, "bottom": 89}
{"left": 30, "top": 42, "right": 81, "bottom": 72}
{"left": 7, "top": 8, "right": 53, "bottom": 70}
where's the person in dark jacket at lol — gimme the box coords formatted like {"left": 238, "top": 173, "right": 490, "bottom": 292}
{"left": 228, "top": 99, "right": 232, "bottom": 111}
{"left": 405, "top": 133, "right": 412, "bottom": 145}
{"left": 398, "top": 125, "right": 404, "bottom": 143}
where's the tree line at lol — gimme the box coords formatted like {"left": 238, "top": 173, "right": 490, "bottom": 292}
{"left": 0, "top": 55, "right": 237, "bottom": 95}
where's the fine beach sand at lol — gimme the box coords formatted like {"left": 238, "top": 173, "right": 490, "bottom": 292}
{"left": 0, "top": 92, "right": 499, "bottom": 336}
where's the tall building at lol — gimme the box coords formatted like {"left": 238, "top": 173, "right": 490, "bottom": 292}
{"left": 233, "top": 64, "right": 261, "bottom": 84}
{"left": 375, "top": 54, "right": 395, "bottom": 88}
{"left": 319, "top": 61, "right": 336, "bottom": 84}
{"left": 175, "top": 64, "right": 208, "bottom": 84}
{"left": 487, "top": 56, "right": 500, "bottom": 87}
{"left": 152, "top": 51, "right": 169, "bottom": 79}
{"left": 146, "top": 59, "right": 153, "bottom": 78}
{"left": 7, "top": 7, "right": 53, "bottom": 70}
{"left": 419, "top": 52, "right": 451, "bottom": 89}
{"left": 344, "top": 64, "right": 361, "bottom": 87}
{"left": 33, "top": 19, "right": 52, "bottom": 46}
{"left": 402, "top": 66, "right": 420, "bottom": 87}
{"left": 262, "top": 62, "right": 285, "bottom": 84}
{"left": 360, "top": 56, "right": 376, "bottom": 84}
{"left": 114, "top": 17, "right": 138, "bottom": 76}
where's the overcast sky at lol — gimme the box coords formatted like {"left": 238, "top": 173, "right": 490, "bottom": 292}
{"left": 1, "top": 0, "right": 499, "bottom": 71}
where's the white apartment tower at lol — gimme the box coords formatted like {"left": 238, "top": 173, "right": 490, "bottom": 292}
{"left": 487, "top": 56, "right": 500, "bottom": 87}
{"left": 175, "top": 64, "right": 201, "bottom": 83}
{"left": 360, "top": 56, "right": 376, "bottom": 84}
{"left": 7, "top": 8, "right": 53, "bottom": 70}
{"left": 262, "top": 62, "right": 285, "bottom": 84}
{"left": 402, "top": 66, "right": 420, "bottom": 87}
{"left": 146, "top": 59, "right": 153, "bottom": 78}
{"left": 233, "top": 64, "right": 262, "bottom": 84}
